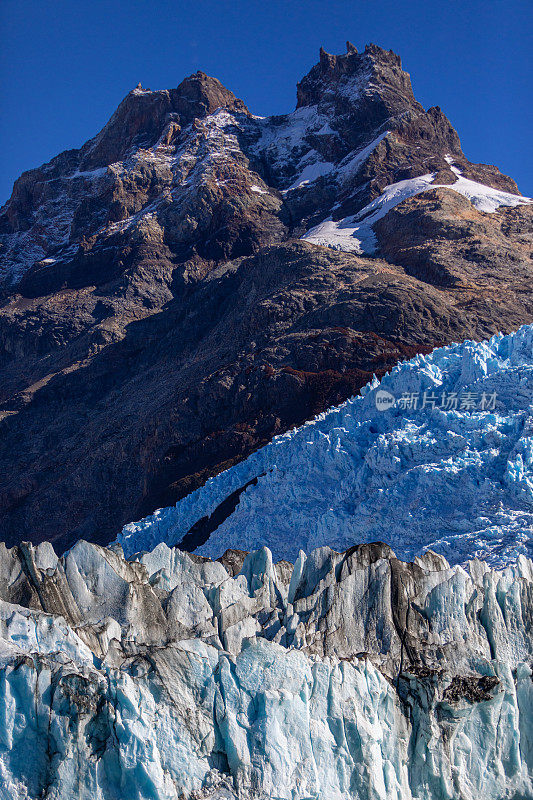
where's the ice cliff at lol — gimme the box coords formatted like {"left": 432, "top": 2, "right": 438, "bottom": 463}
{"left": 0, "top": 538, "right": 533, "bottom": 799}
{"left": 119, "top": 324, "right": 533, "bottom": 567}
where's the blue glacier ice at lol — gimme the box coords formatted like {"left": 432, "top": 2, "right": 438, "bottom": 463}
{"left": 118, "top": 325, "right": 533, "bottom": 567}
{"left": 0, "top": 537, "right": 533, "bottom": 799}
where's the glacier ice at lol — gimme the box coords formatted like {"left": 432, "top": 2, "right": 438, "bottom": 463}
{"left": 0, "top": 538, "right": 533, "bottom": 799}
{"left": 118, "top": 324, "right": 533, "bottom": 567}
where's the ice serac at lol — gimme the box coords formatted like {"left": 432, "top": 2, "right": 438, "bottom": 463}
{"left": 1, "top": 42, "right": 532, "bottom": 553}
{"left": 119, "top": 323, "right": 533, "bottom": 568}
{"left": 0, "top": 537, "right": 532, "bottom": 799}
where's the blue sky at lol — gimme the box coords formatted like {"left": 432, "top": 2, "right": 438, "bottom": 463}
{"left": 1, "top": 0, "right": 531, "bottom": 204}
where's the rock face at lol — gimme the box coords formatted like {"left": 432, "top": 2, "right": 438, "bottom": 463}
{"left": 1, "top": 43, "right": 532, "bottom": 551}
{"left": 119, "top": 323, "right": 533, "bottom": 568}
{"left": 0, "top": 537, "right": 532, "bottom": 799}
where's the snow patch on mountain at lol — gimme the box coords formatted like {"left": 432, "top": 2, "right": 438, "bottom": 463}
{"left": 282, "top": 130, "right": 391, "bottom": 198}
{"left": 444, "top": 156, "right": 533, "bottom": 213}
{"left": 300, "top": 214, "right": 379, "bottom": 254}
{"left": 252, "top": 104, "right": 338, "bottom": 190}
{"left": 285, "top": 156, "right": 335, "bottom": 191}
{"left": 118, "top": 325, "right": 533, "bottom": 566}
{"left": 334, "top": 129, "right": 389, "bottom": 184}
{"left": 303, "top": 172, "right": 435, "bottom": 253}
{"left": 302, "top": 160, "right": 533, "bottom": 255}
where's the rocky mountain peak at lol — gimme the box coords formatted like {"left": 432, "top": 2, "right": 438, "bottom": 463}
{"left": 171, "top": 70, "right": 247, "bottom": 118}
{"left": 80, "top": 71, "right": 247, "bottom": 171}
{"left": 290, "top": 41, "right": 457, "bottom": 182}
{"left": 296, "top": 41, "right": 413, "bottom": 110}
{"left": 79, "top": 85, "right": 176, "bottom": 170}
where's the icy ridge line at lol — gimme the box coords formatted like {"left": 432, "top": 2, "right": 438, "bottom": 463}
{"left": 0, "top": 537, "right": 533, "bottom": 798}
{"left": 118, "top": 323, "right": 533, "bottom": 567}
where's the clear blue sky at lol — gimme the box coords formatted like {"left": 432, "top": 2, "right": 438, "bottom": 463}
{"left": 1, "top": 0, "right": 531, "bottom": 205}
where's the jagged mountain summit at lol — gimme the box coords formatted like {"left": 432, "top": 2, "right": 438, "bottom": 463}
{"left": 119, "top": 324, "right": 533, "bottom": 567}
{"left": 0, "top": 43, "right": 532, "bottom": 551}
{"left": 1, "top": 42, "right": 529, "bottom": 290}
{"left": 0, "top": 536, "right": 532, "bottom": 799}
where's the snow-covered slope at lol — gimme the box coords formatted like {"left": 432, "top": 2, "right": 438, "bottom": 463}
{"left": 119, "top": 324, "right": 533, "bottom": 566}
{"left": 302, "top": 158, "right": 533, "bottom": 254}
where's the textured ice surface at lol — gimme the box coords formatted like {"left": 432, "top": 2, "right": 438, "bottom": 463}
{"left": 0, "top": 538, "right": 533, "bottom": 799}
{"left": 119, "top": 325, "right": 533, "bottom": 566}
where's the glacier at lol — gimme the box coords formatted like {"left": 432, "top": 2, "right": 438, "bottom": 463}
{"left": 118, "top": 324, "right": 533, "bottom": 567}
{"left": 0, "top": 537, "right": 533, "bottom": 799}
{"left": 2, "top": 327, "right": 533, "bottom": 799}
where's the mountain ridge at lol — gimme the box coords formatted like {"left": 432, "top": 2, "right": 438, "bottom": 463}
{"left": 2, "top": 42, "right": 526, "bottom": 290}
